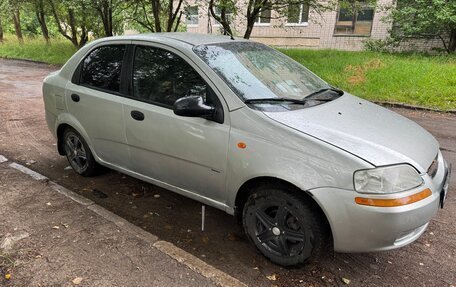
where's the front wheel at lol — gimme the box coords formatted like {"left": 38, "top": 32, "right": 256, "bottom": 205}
{"left": 63, "top": 128, "right": 99, "bottom": 177}
{"left": 243, "top": 185, "right": 328, "bottom": 266}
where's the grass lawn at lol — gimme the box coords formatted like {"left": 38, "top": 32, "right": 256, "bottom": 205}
{"left": 281, "top": 49, "right": 456, "bottom": 111}
{"left": 0, "top": 34, "right": 454, "bottom": 110}
{"left": 0, "top": 34, "right": 76, "bottom": 65}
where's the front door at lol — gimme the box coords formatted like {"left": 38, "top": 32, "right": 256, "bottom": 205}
{"left": 124, "top": 44, "right": 230, "bottom": 203}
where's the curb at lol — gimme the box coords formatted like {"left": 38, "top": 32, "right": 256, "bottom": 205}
{"left": 0, "top": 56, "right": 61, "bottom": 68}
{"left": 0, "top": 155, "right": 247, "bottom": 287}
{"left": 375, "top": 101, "right": 456, "bottom": 114}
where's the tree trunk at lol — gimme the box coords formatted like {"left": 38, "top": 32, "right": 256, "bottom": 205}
{"left": 49, "top": 0, "right": 78, "bottom": 47}
{"left": 67, "top": 8, "right": 79, "bottom": 48}
{"left": 243, "top": 0, "right": 265, "bottom": 39}
{"left": 98, "top": 0, "right": 113, "bottom": 37}
{"left": 36, "top": 0, "right": 50, "bottom": 43}
{"left": 166, "top": 0, "right": 183, "bottom": 32}
{"left": 243, "top": 16, "right": 255, "bottom": 39}
{"left": 0, "top": 15, "right": 3, "bottom": 43}
{"left": 151, "top": 0, "right": 162, "bottom": 32}
{"left": 12, "top": 9, "right": 23, "bottom": 43}
{"left": 208, "top": 0, "right": 233, "bottom": 38}
{"left": 448, "top": 29, "right": 456, "bottom": 54}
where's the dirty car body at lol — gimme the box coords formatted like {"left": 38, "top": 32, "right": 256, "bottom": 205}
{"left": 42, "top": 33, "right": 451, "bottom": 266}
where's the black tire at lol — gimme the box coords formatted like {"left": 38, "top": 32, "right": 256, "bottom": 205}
{"left": 62, "top": 128, "right": 99, "bottom": 177}
{"left": 242, "top": 184, "right": 328, "bottom": 266}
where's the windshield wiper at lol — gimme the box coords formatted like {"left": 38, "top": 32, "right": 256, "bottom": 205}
{"left": 244, "top": 98, "right": 307, "bottom": 105}
{"left": 304, "top": 87, "right": 344, "bottom": 99}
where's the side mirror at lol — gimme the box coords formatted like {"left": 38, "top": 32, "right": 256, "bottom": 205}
{"left": 173, "top": 96, "right": 215, "bottom": 118}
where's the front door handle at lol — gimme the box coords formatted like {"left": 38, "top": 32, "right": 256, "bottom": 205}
{"left": 71, "top": 94, "right": 80, "bottom": 102}
{"left": 131, "top": 110, "right": 145, "bottom": 121}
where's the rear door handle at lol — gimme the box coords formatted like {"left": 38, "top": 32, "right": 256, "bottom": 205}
{"left": 131, "top": 110, "right": 145, "bottom": 121}
{"left": 71, "top": 94, "right": 80, "bottom": 102}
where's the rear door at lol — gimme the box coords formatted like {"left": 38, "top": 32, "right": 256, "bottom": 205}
{"left": 123, "top": 43, "right": 230, "bottom": 202}
{"left": 65, "top": 43, "right": 130, "bottom": 168}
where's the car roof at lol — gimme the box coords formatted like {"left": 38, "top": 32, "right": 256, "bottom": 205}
{"left": 104, "top": 32, "right": 249, "bottom": 46}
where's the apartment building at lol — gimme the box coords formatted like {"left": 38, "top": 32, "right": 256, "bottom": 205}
{"left": 183, "top": 0, "right": 442, "bottom": 51}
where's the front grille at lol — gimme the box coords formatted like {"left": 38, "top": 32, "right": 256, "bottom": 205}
{"left": 427, "top": 154, "right": 439, "bottom": 178}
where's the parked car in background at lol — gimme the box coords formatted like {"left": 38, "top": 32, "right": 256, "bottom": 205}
{"left": 43, "top": 33, "right": 451, "bottom": 266}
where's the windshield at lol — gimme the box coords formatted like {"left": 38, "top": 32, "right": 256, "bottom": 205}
{"left": 193, "top": 42, "right": 329, "bottom": 101}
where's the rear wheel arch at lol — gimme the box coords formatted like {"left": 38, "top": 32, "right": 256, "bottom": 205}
{"left": 57, "top": 123, "right": 95, "bottom": 158}
{"left": 57, "top": 123, "right": 72, "bottom": 155}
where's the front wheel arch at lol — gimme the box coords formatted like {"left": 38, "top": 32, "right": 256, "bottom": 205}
{"left": 241, "top": 181, "right": 333, "bottom": 265}
{"left": 234, "top": 177, "right": 333, "bottom": 245}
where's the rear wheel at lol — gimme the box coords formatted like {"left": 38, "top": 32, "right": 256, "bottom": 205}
{"left": 242, "top": 184, "right": 327, "bottom": 266}
{"left": 63, "top": 128, "right": 99, "bottom": 177}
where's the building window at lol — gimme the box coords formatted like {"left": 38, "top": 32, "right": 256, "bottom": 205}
{"left": 185, "top": 6, "right": 198, "bottom": 25}
{"left": 255, "top": 6, "right": 271, "bottom": 25}
{"left": 214, "top": 6, "right": 234, "bottom": 25}
{"left": 287, "top": 4, "right": 309, "bottom": 25}
{"left": 334, "top": 2, "right": 374, "bottom": 36}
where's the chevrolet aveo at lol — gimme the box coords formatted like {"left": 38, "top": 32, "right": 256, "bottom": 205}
{"left": 43, "top": 33, "right": 451, "bottom": 266}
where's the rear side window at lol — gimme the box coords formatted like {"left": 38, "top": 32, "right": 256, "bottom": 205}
{"left": 132, "top": 45, "right": 208, "bottom": 107}
{"left": 80, "top": 45, "right": 126, "bottom": 93}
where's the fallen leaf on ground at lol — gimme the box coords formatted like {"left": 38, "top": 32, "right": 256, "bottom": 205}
{"left": 72, "top": 277, "right": 83, "bottom": 285}
{"left": 342, "top": 277, "right": 351, "bottom": 284}
{"left": 62, "top": 223, "right": 69, "bottom": 228}
{"left": 52, "top": 226, "right": 60, "bottom": 230}
{"left": 5, "top": 273, "right": 11, "bottom": 280}
{"left": 266, "top": 274, "right": 277, "bottom": 281}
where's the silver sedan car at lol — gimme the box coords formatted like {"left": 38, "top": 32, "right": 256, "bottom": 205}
{"left": 43, "top": 33, "right": 451, "bottom": 266}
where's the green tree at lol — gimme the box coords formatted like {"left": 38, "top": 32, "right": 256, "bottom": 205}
{"left": 128, "top": 0, "right": 184, "bottom": 32}
{"left": 0, "top": 15, "right": 3, "bottom": 42}
{"left": 388, "top": 0, "right": 456, "bottom": 53}
{"left": 48, "top": 0, "right": 97, "bottom": 47}
{"left": 0, "top": 0, "right": 5, "bottom": 42}
{"left": 7, "top": 0, "right": 24, "bottom": 42}
{"left": 91, "top": 0, "right": 124, "bottom": 37}
{"left": 33, "top": 0, "right": 50, "bottom": 42}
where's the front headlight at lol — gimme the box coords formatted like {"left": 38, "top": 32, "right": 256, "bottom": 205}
{"left": 354, "top": 164, "right": 423, "bottom": 194}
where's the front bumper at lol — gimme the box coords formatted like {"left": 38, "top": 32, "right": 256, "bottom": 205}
{"left": 309, "top": 152, "right": 451, "bottom": 253}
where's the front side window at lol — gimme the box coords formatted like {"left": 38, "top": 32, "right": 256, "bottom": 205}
{"left": 255, "top": 6, "right": 271, "bottom": 24}
{"left": 334, "top": 1, "right": 375, "bottom": 36}
{"left": 287, "top": 4, "right": 310, "bottom": 24}
{"left": 132, "top": 46, "right": 208, "bottom": 107}
{"left": 80, "top": 45, "right": 125, "bottom": 93}
{"left": 185, "top": 6, "right": 199, "bottom": 25}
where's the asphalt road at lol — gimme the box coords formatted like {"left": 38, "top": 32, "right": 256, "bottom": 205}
{"left": 0, "top": 58, "right": 455, "bottom": 287}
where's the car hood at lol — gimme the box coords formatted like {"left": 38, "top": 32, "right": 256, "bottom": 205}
{"left": 263, "top": 94, "right": 439, "bottom": 172}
